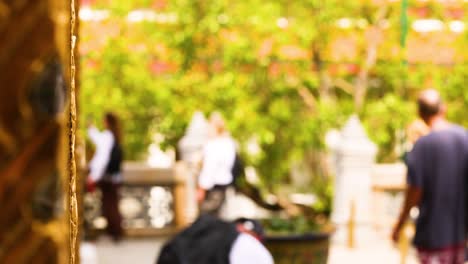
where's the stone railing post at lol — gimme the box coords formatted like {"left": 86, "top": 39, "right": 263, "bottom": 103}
{"left": 177, "top": 111, "right": 208, "bottom": 224}
{"left": 173, "top": 162, "right": 191, "bottom": 229}
{"left": 331, "top": 115, "right": 377, "bottom": 246}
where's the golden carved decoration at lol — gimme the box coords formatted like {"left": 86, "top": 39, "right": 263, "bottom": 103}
{"left": 0, "top": 1, "right": 78, "bottom": 263}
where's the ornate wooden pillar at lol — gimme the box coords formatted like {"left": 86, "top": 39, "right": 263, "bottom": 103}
{"left": 0, "top": 1, "right": 78, "bottom": 263}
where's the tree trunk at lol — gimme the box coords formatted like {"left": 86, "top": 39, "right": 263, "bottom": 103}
{"left": 353, "top": 5, "right": 388, "bottom": 111}
{"left": 312, "top": 45, "right": 332, "bottom": 101}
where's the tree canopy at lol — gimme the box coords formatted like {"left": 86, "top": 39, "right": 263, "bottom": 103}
{"left": 80, "top": 0, "right": 468, "bottom": 188}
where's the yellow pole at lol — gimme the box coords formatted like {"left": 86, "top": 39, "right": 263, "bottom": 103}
{"left": 347, "top": 200, "right": 356, "bottom": 249}
{"left": 398, "top": 221, "right": 414, "bottom": 264}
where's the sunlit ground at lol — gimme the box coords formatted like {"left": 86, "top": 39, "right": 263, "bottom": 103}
{"left": 81, "top": 230, "right": 419, "bottom": 264}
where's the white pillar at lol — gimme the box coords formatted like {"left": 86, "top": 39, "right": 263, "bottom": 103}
{"left": 177, "top": 111, "right": 208, "bottom": 223}
{"left": 331, "top": 115, "right": 377, "bottom": 246}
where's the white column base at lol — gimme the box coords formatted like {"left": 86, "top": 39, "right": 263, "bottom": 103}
{"left": 332, "top": 223, "right": 378, "bottom": 248}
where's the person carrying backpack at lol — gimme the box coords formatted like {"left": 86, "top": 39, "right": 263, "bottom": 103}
{"left": 156, "top": 215, "right": 273, "bottom": 264}
{"left": 197, "top": 112, "right": 238, "bottom": 216}
{"left": 86, "top": 112, "right": 123, "bottom": 241}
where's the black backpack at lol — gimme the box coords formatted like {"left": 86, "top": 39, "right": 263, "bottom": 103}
{"left": 105, "top": 143, "right": 122, "bottom": 175}
{"left": 231, "top": 153, "right": 245, "bottom": 188}
{"left": 156, "top": 215, "right": 239, "bottom": 264}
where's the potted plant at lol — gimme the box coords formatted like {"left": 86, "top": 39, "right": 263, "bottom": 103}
{"left": 235, "top": 155, "right": 335, "bottom": 264}
{"left": 262, "top": 215, "right": 333, "bottom": 264}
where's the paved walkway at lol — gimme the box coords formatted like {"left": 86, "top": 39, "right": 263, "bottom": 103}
{"left": 327, "top": 226, "right": 418, "bottom": 264}
{"left": 328, "top": 240, "right": 418, "bottom": 264}
{"left": 81, "top": 230, "right": 419, "bottom": 264}
{"left": 81, "top": 237, "right": 167, "bottom": 264}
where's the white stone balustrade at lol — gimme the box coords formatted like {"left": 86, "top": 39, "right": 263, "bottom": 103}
{"left": 330, "top": 115, "right": 378, "bottom": 247}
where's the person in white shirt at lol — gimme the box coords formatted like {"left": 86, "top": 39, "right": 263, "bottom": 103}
{"left": 229, "top": 233, "right": 273, "bottom": 264}
{"left": 230, "top": 218, "right": 274, "bottom": 264}
{"left": 87, "top": 125, "right": 113, "bottom": 183}
{"left": 87, "top": 112, "right": 123, "bottom": 241}
{"left": 197, "top": 112, "right": 236, "bottom": 216}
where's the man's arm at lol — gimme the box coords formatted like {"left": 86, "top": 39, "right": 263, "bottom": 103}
{"left": 392, "top": 186, "right": 422, "bottom": 243}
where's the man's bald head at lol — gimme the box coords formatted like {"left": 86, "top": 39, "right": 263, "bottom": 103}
{"left": 417, "top": 89, "right": 442, "bottom": 120}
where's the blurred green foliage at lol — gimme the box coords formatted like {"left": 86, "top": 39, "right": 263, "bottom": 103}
{"left": 81, "top": 0, "right": 468, "bottom": 192}
{"left": 263, "top": 216, "right": 321, "bottom": 235}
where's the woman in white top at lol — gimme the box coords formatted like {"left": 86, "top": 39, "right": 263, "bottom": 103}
{"left": 87, "top": 112, "right": 123, "bottom": 241}
{"left": 197, "top": 112, "right": 236, "bottom": 216}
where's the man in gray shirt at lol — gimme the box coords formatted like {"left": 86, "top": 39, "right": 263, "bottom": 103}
{"left": 393, "top": 89, "right": 467, "bottom": 264}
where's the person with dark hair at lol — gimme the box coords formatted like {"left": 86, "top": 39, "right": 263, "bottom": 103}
{"left": 87, "top": 112, "right": 123, "bottom": 241}
{"left": 156, "top": 215, "right": 273, "bottom": 264}
{"left": 392, "top": 89, "right": 468, "bottom": 263}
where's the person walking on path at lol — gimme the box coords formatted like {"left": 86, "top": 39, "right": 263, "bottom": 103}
{"left": 392, "top": 89, "right": 468, "bottom": 264}
{"left": 87, "top": 112, "right": 124, "bottom": 241}
{"left": 197, "top": 112, "right": 237, "bottom": 216}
